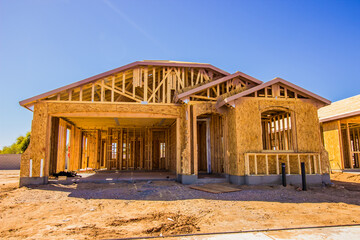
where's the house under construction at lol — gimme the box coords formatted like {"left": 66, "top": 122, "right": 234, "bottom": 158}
{"left": 319, "top": 94, "right": 360, "bottom": 171}
{"left": 19, "top": 60, "right": 332, "bottom": 186}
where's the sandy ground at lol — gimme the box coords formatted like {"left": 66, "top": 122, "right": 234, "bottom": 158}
{"left": 1, "top": 170, "right": 360, "bottom": 239}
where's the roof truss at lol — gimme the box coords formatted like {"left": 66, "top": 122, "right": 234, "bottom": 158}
{"left": 216, "top": 77, "right": 331, "bottom": 108}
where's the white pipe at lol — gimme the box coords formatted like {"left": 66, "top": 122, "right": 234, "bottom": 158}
{"left": 29, "top": 159, "right": 33, "bottom": 177}
{"left": 40, "top": 159, "right": 43, "bottom": 177}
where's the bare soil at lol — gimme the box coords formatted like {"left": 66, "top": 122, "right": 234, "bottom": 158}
{"left": 1, "top": 170, "right": 360, "bottom": 239}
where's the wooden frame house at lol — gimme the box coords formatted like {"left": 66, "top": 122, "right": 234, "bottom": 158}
{"left": 319, "top": 94, "right": 360, "bottom": 171}
{"left": 19, "top": 60, "right": 331, "bottom": 186}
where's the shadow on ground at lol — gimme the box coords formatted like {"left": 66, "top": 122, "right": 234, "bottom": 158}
{"left": 25, "top": 178, "right": 360, "bottom": 206}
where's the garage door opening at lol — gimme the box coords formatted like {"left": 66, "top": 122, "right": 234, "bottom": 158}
{"left": 49, "top": 116, "right": 178, "bottom": 177}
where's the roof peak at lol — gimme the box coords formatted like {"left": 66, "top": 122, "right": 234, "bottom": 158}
{"left": 141, "top": 60, "right": 209, "bottom": 65}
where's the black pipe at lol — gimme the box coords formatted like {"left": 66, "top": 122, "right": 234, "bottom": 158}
{"left": 301, "top": 162, "right": 307, "bottom": 191}
{"left": 281, "top": 163, "right": 286, "bottom": 187}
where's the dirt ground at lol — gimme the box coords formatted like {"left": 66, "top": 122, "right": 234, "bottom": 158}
{"left": 1, "top": 170, "right": 360, "bottom": 239}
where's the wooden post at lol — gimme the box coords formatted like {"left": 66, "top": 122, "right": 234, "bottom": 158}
{"left": 122, "top": 72, "right": 126, "bottom": 93}
{"left": 101, "top": 79, "right": 104, "bottom": 102}
{"left": 149, "top": 129, "right": 153, "bottom": 170}
{"left": 119, "top": 129, "right": 123, "bottom": 170}
{"left": 346, "top": 122, "right": 353, "bottom": 169}
{"left": 91, "top": 83, "right": 95, "bottom": 102}
{"left": 176, "top": 118, "right": 181, "bottom": 175}
{"left": 276, "top": 154, "right": 279, "bottom": 174}
{"left": 126, "top": 128, "right": 129, "bottom": 170}
{"left": 79, "top": 87, "right": 83, "bottom": 101}
{"left": 111, "top": 76, "right": 115, "bottom": 102}
{"left": 245, "top": 154, "right": 249, "bottom": 175}
{"left": 298, "top": 154, "right": 301, "bottom": 174}
{"left": 152, "top": 68, "right": 156, "bottom": 103}
{"left": 144, "top": 67, "right": 148, "bottom": 102}
{"left": 254, "top": 154, "right": 258, "bottom": 175}
{"left": 318, "top": 154, "right": 322, "bottom": 174}
{"left": 314, "top": 154, "right": 318, "bottom": 174}
{"left": 265, "top": 154, "right": 269, "bottom": 175}
{"left": 287, "top": 113, "right": 291, "bottom": 149}
{"left": 193, "top": 108, "right": 198, "bottom": 175}
{"left": 287, "top": 154, "right": 290, "bottom": 174}
{"left": 308, "top": 154, "right": 312, "bottom": 174}
{"left": 191, "top": 68, "right": 194, "bottom": 86}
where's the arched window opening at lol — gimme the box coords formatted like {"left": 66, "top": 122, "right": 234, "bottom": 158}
{"left": 261, "top": 110, "right": 293, "bottom": 151}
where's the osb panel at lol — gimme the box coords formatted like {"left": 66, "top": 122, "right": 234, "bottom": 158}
{"left": 234, "top": 98, "right": 262, "bottom": 175}
{"left": 322, "top": 121, "right": 342, "bottom": 170}
{"left": 20, "top": 102, "right": 49, "bottom": 177}
{"left": 69, "top": 126, "right": 82, "bottom": 171}
{"left": 192, "top": 102, "right": 218, "bottom": 116}
{"left": 180, "top": 105, "right": 191, "bottom": 174}
{"left": 233, "top": 98, "right": 329, "bottom": 175}
{"left": 294, "top": 102, "right": 322, "bottom": 153}
{"left": 20, "top": 144, "right": 31, "bottom": 177}
{"left": 226, "top": 108, "right": 238, "bottom": 175}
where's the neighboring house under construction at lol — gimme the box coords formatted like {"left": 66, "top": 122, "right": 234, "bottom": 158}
{"left": 319, "top": 94, "right": 360, "bottom": 171}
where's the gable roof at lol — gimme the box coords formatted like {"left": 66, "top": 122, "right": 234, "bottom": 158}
{"left": 318, "top": 94, "right": 360, "bottom": 122}
{"left": 216, "top": 77, "right": 331, "bottom": 108}
{"left": 176, "top": 71, "right": 263, "bottom": 101}
{"left": 19, "top": 60, "right": 230, "bottom": 107}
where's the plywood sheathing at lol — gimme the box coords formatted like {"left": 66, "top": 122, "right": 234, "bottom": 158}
{"left": 232, "top": 97, "right": 329, "bottom": 176}
{"left": 69, "top": 126, "right": 82, "bottom": 171}
{"left": 321, "top": 121, "right": 343, "bottom": 170}
{"left": 20, "top": 102, "right": 49, "bottom": 177}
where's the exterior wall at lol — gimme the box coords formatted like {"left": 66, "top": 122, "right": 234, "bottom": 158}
{"left": 20, "top": 98, "right": 329, "bottom": 185}
{"left": 229, "top": 97, "right": 329, "bottom": 177}
{"left": 20, "top": 102, "right": 50, "bottom": 178}
{"left": 322, "top": 121, "right": 343, "bottom": 170}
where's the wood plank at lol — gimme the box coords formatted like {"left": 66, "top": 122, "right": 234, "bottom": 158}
{"left": 111, "top": 76, "right": 115, "bottom": 102}
{"left": 346, "top": 122, "right": 353, "bottom": 169}
{"left": 152, "top": 68, "right": 156, "bottom": 103}
{"left": 144, "top": 67, "right": 148, "bottom": 102}
{"left": 287, "top": 154, "right": 290, "bottom": 174}
{"left": 265, "top": 154, "right": 269, "bottom": 175}
{"left": 193, "top": 108, "right": 198, "bottom": 175}
{"left": 101, "top": 79, "right": 104, "bottom": 102}
{"left": 254, "top": 154, "right": 257, "bottom": 175}
{"left": 190, "top": 184, "right": 241, "bottom": 194}
{"left": 122, "top": 72, "right": 126, "bottom": 93}
{"left": 79, "top": 87, "right": 83, "bottom": 101}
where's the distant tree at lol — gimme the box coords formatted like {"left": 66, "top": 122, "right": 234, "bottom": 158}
{"left": 0, "top": 132, "right": 30, "bottom": 154}
{"left": 17, "top": 132, "right": 30, "bottom": 153}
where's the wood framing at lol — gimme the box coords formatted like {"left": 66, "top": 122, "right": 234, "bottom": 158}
{"left": 19, "top": 60, "right": 331, "bottom": 186}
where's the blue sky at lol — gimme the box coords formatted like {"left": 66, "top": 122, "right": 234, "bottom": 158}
{"left": 0, "top": 0, "right": 359, "bottom": 148}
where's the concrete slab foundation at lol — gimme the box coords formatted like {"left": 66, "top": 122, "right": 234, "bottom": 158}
{"left": 177, "top": 174, "right": 197, "bottom": 184}
{"left": 239, "top": 174, "right": 331, "bottom": 186}
{"left": 228, "top": 175, "right": 245, "bottom": 185}
{"left": 19, "top": 177, "right": 48, "bottom": 186}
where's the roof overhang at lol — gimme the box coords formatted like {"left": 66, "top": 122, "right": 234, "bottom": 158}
{"left": 216, "top": 77, "right": 331, "bottom": 108}
{"left": 319, "top": 109, "right": 360, "bottom": 123}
